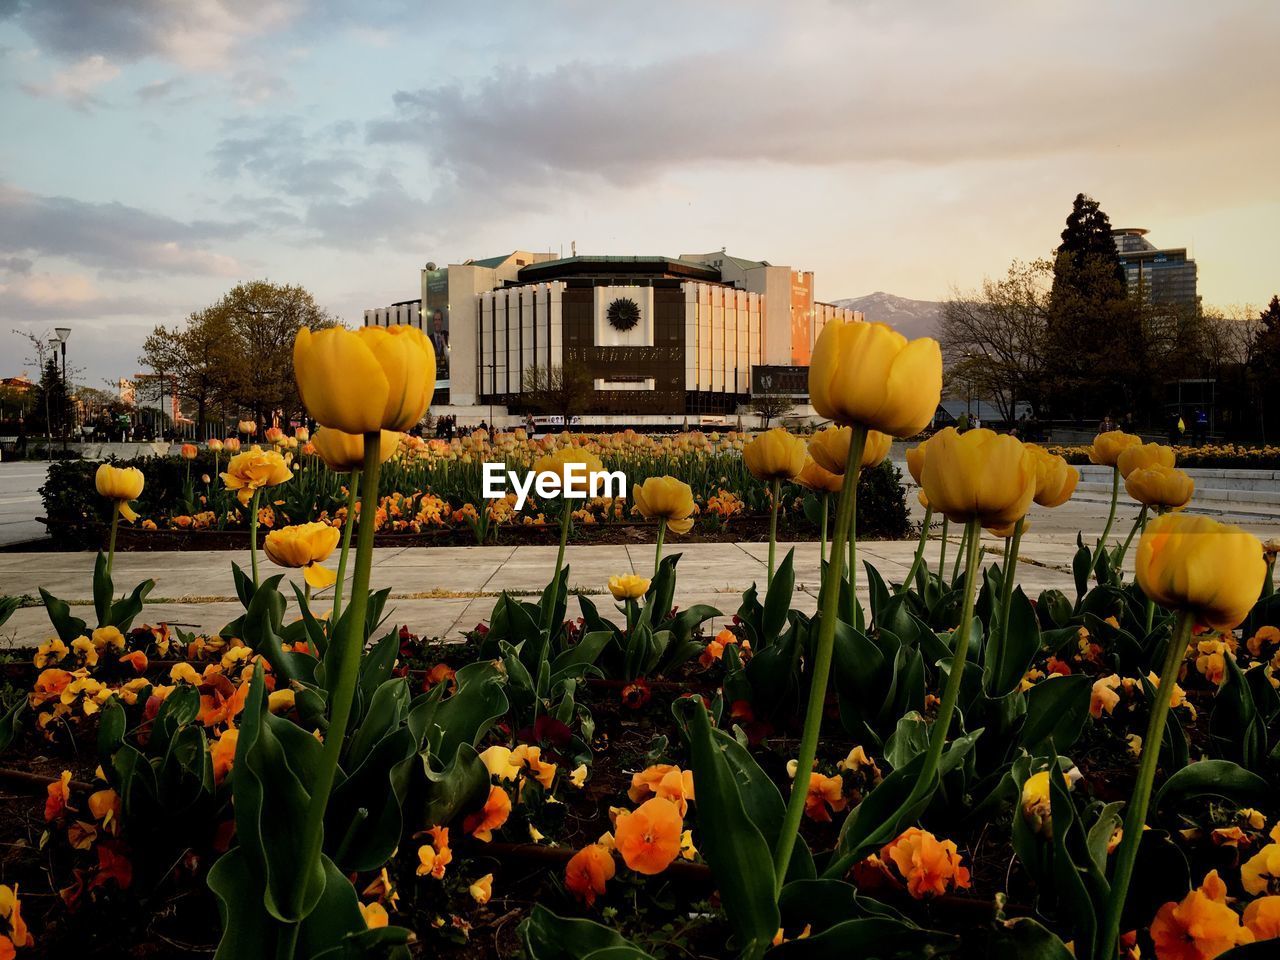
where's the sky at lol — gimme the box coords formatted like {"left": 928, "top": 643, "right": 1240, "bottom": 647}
{"left": 1, "top": 0, "right": 1278, "bottom": 386}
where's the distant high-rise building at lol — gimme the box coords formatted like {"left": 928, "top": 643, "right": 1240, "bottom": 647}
{"left": 1111, "top": 228, "right": 1199, "bottom": 310}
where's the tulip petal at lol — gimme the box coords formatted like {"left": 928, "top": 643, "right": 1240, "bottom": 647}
{"left": 304, "top": 564, "right": 338, "bottom": 590}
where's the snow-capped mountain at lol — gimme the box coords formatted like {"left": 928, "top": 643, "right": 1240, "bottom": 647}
{"left": 830, "top": 292, "right": 943, "bottom": 340}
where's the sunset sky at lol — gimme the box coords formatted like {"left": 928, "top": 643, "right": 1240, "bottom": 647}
{"left": 2, "top": 0, "right": 1277, "bottom": 383}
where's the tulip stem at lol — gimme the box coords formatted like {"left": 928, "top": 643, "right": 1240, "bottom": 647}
{"left": 653, "top": 518, "right": 667, "bottom": 578}
{"left": 773, "top": 428, "right": 863, "bottom": 892}
{"left": 995, "top": 518, "right": 1025, "bottom": 655}
{"left": 951, "top": 521, "right": 968, "bottom": 583}
{"left": 898, "top": 506, "right": 932, "bottom": 596}
{"left": 106, "top": 507, "right": 119, "bottom": 579}
{"left": 1094, "top": 466, "right": 1120, "bottom": 581}
{"left": 819, "top": 493, "right": 829, "bottom": 567}
{"left": 1114, "top": 506, "right": 1147, "bottom": 577}
{"left": 847, "top": 427, "right": 867, "bottom": 627}
{"left": 1100, "top": 610, "right": 1194, "bottom": 960}
{"left": 331, "top": 472, "right": 359, "bottom": 623}
{"left": 248, "top": 489, "right": 262, "bottom": 587}
{"left": 289, "top": 432, "right": 383, "bottom": 935}
{"left": 544, "top": 505, "right": 572, "bottom": 636}
{"left": 768, "top": 478, "right": 780, "bottom": 582}
{"left": 937, "top": 517, "right": 949, "bottom": 582}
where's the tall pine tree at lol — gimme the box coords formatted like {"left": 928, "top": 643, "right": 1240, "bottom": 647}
{"left": 1044, "top": 194, "right": 1146, "bottom": 419}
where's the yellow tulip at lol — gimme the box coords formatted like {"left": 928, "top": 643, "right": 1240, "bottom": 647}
{"left": 632, "top": 476, "right": 695, "bottom": 535}
{"left": 294, "top": 324, "right": 436, "bottom": 434}
{"left": 918, "top": 428, "right": 1035, "bottom": 527}
{"left": 221, "top": 445, "right": 292, "bottom": 505}
{"left": 1025, "top": 444, "right": 1079, "bottom": 508}
{"left": 904, "top": 443, "right": 925, "bottom": 485}
{"left": 1117, "top": 442, "right": 1176, "bottom": 479}
{"left": 807, "top": 426, "right": 892, "bottom": 475}
{"left": 987, "top": 519, "right": 1031, "bottom": 538}
{"left": 311, "top": 427, "right": 401, "bottom": 473}
{"left": 532, "top": 446, "right": 605, "bottom": 497}
{"left": 238, "top": 420, "right": 257, "bottom": 436}
{"left": 1125, "top": 464, "right": 1194, "bottom": 509}
{"left": 95, "top": 464, "right": 145, "bottom": 521}
{"left": 808, "top": 320, "right": 942, "bottom": 437}
{"left": 743, "top": 428, "right": 807, "bottom": 482}
{"left": 795, "top": 458, "right": 843, "bottom": 494}
{"left": 608, "top": 574, "right": 651, "bottom": 600}
{"left": 264, "top": 522, "right": 342, "bottom": 589}
{"left": 1135, "top": 512, "right": 1266, "bottom": 631}
{"left": 1089, "top": 430, "right": 1142, "bottom": 467}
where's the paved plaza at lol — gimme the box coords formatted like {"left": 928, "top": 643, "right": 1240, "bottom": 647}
{"left": 2, "top": 486, "right": 1277, "bottom": 649}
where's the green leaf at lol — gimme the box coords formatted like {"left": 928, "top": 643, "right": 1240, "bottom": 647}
{"left": 1020, "top": 675, "right": 1091, "bottom": 753}
{"left": 761, "top": 549, "right": 796, "bottom": 645}
{"left": 1154, "top": 759, "right": 1270, "bottom": 811}
{"left": 40, "top": 587, "right": 87, "bottom": 642}
{"left": 883, "top": 712, "right": 930, "bottom": 771}
{"left": 767, "top": 917, "right": 957, "bottom": 958}
{"left": 93, "top": 551, "right": 111, "bottom": 626}
{"left": 421, "top": 743, "right": 490, "bottom": 828}
{"left": 777, "top": 879, "right": 908, "bottom": 929}
{"left": 326, "top": 722, "right": 416, "bottom": 872}
{"left": 988, "top": 918, "right": 1074, "bottom": 960}
{"left": 106, "top": 576, "right": 154, "bottom": 632}
{"left": 675, "top": 697, "right": 780, "bottom": 959}
{"left": 0, "top": 697, "right": 28, "bottom": 754}
{"left": 984, "top": 586, "right": 1040, "bottom": 699}
{"left": 1209, "top": 654, "right": 1266, "bottom": 770}
{"left": 520, "top": 905, "right": 656, "bottom": 960}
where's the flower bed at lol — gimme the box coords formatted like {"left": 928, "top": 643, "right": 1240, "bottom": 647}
{"left": 1047, "top": 442, "right": 1280, "bottom": 470}
{"left": 5, "top": 323, "right": 1280, "bottom": 960}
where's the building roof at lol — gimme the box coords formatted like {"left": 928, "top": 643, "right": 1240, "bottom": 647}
{"left": 470, "top": 253, "right": 517, "bottom": 268}
{"left": 516, "top": 255, "right": 722, "bottom": 283}
{"left": 683, "top": 250, "right": 773, "bottom": 271}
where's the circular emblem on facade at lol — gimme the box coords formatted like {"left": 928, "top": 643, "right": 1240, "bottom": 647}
{"left": 606, "top": 296, "right": 641, "bottom": 332}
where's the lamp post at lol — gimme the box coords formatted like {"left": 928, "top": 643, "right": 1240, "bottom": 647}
{"left": 54, "top": 327, "right": 71, "bottom": 453}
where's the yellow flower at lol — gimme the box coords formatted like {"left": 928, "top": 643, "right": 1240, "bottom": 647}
{"left": 35, "top": 637, "right": 68, "bottom": 668}
{"left": 742, "top": 428, "right": 807, "bottom": 482}
{"left": 807, "top": 425, "right": 892, "bottom": 476}
{"left": 1025, "top": 444, "right": 1079, "bottom": 508}
{"left": 1151, "top": 870, "right": 1253, "bottom": 958}
{"left": 238, "top": 420, "right": 257, "bottom": 436}
{"left": 310, "top": 427, "right": 401, "bottom": 473}
{"left": 92, "top": 626, "right": 125, "bottom": 652}
{"left": 904, "top": 443, "right": 925, "bottom": 485}
{"left": 531, "top": 446, "right": 605, "bottom": 497}
{"left": 95, "top": 464, "right": 145, "bottom": 521}
{"left": 1243, "top": 896, "right": 1280, "bottom": 940}
{"left": 267, "top": 689, "right": 296, "bottom": 713}
{"left": 1117, "top": 441, "right": 1176, "bottom": 479}
{"left": 263, "top": 522, "right": 341, "bottom": 589}
{"left": 794, "top": 457, "right": 843, "bottom": 494}
{"left": 468, "top": 873, "right": 493, "bottom": 905}
{"left": 1135, "top": 513, "right": 1266, "bottom": 631}
{"left": 358, "top": 901, "right": 389, "bottom": 928}
{"left": 918, "top": 428, "right": 1036, "bottom": 527}
{"left": 608, "top": 574, "right": 650, "bottom": 601}
{"left": 1243, "top": 842, "right": 1280, "bottom": 896}
{"left": 221, "top": 445, "right": 291, "bottom": 505}
{"left": 808, "top": 320, "right": 942, "bottom": 436}
{"left": 632, "top": 476, "right": 695, "bottom": 535}
{"left": 1089, "top": 430, "right": 1142, "bottom": 467}
{"left": 0, "top": 883, "right": 33, "bottom": 948}
{"left": 1125, "top": 464, "right": 1195, "bottom": 510}
{"left": 1021, "top": 771, "right": 1054, "bottom": 837}
{"left": 294, "top": 324, "right": 436, "bottom": 434}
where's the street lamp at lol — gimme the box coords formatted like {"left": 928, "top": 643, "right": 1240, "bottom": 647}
{"left": 54, "top": 327, "right": 71, "bottom": 452}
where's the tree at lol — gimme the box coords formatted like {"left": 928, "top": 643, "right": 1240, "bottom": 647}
{"left": 1249, "top": 295, "right": 1280, "bottom": 441}
{"left": 1044, "top": 194, "right": 1145, "bottom": 418}
{"left": 520, "top": 360, "right": 595, "bottom": 423}
{"left": 748, "top": 392, "right": 793, "bottom": 429}
{"left": 140, "top": 307, "right": 235, "bottom": 434}
{"left": 140, "top": 281, "right": 339, "bottom": 432}
{"left": 940, "top": 259, "right": 1053, "bottom": 421}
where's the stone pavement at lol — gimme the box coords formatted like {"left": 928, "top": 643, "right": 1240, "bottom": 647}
{"left": 2, "top": 488, "right": 1277, "bottom": 650}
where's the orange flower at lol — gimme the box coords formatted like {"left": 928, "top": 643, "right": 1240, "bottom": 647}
{"left": 1151, "top": 870, "right": 1253, "bottom": 959}
{"left": 0, "top": 882, "right": 32, "bottom": 949}
{"left": 424, "top": 663, "right": 456, "bottom": 693}
{"left": 45, "top": 770, "right": 73, "bottom": 822}
{"left": 881, "top": 827, "right": 971, "bottom": 899}
{"left": 462, "top": 786, "right": 512, "bottom": 842}
{"left": 628, "top": 765, "right": 695, "bottom": 816}
{"left": 415, "top": 826, "right": 452, "bottom": 879}
{"left": 469, "top": 873, "right": 494, "bottom": 905}
{"left": 87, "top": 788, "right": 121, "bottom": 835}
{"left": 119, "top": 650, "right": 148, "bottom": 674}
{"left": 358, "top": 901, "right": 389, "bottom": 929}
{"left": 1244, "top": 896, "right": 1280, "bottom": 942}
{"left": 565, "top": 843, "right": 615, "bottom": 906}
{"left": 802, "top": 772, "right": 848, "bottom": 823}
{"left": 510, "top": 744, "right": 557, "bottom": 790}
{"left": 210, "top": 729, "right": 238, "bottom": 785}
{"left": 615, "top": 797, "right": 683, "bottom": 875}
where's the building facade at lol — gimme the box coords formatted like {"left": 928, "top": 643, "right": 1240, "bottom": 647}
{"left": 364, "top": 249, "right": 861, "bottom": 422}
{"left": 1112, "top": 228, "right": 1199, "bottom": 310}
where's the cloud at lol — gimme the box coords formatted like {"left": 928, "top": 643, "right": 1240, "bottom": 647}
{"left": 0, "top": 270, "right": 163, "bottom": 321}
{"left": 211, "top": 117, "right": 360, "bottom": 197}
{"left": 366, "top": 3, "right": 1280, "bottom": 192}
{"left": 303, "top": 170, "right": 434, "bottom": 248}
{"left": 1, "top": 0, "right": 301, "bottom": 70}
{"left": 0, "top": 183, "right": 249, "bottom": 277}
{"left": 21, "top": 53, "right": 120, "bottom": 108}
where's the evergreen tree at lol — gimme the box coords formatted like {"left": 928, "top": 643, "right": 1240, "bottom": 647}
{"left": 1044, "top": 194, "right": 1145, "bottom": 419}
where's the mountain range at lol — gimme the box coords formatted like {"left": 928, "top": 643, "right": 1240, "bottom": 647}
{"left": 829, "top": 292, "right": 943, "bottom": 340}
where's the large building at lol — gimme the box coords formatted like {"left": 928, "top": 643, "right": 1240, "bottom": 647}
{"left": 1112, "top": 228, "right": 1199, "bottom": 310}
{"left": 363, "top": 249, "right": 860, "bottom": 425}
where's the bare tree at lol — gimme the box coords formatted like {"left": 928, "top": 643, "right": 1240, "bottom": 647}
{"left": 749, "top": 392, "right": 793, "bottom": 428}
{"left": 520, "top": 360, "right": 595, "bottom": 424}
{"left": 939, "top": 259, "right": 1053, "bottom": 422}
